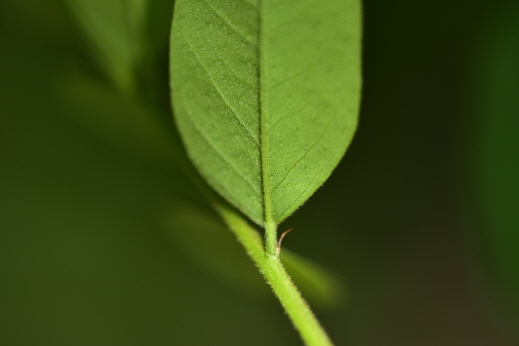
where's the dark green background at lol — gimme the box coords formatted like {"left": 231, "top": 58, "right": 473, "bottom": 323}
{"left": 1, "top": 1, "right": 518, "bottom": 345}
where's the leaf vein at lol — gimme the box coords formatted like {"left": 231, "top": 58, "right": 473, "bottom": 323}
{"left": 267, "top": 58, "right": 321, "bottom": 93}
{"left": 183, "top": 34, "right": 259, "bottom": 145}
{"left": 204, "top": 0, "right": 255, "bottom": 45}
{"left": 181, "top": 102, "right": 259, "bottom": 193}
{"left": 271, "top": 116, "right": 334, "bottom": 194}
{"left": 268, "top": 1, "right": 317, "bottom": 33}
{"left": 219, "top": 57, "right": 256, "bottom": 88}
{"left": 267, "top": 101, "right": 312, "bottom": 136}
{"left": 277, "top": 156, "right": 330, "bottom": 220}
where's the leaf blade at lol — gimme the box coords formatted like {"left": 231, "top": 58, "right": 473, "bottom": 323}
{"left": 171, "top": 0, "right": 263, "bottom": 223}
{"left": 170, "top": 0, "right": 361, "bottom": 225}
{"left": 263, "top": 0, "right": 361, "bottom": 223}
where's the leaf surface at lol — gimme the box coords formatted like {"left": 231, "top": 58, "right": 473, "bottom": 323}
{"left": 170, "top": 0, "right": 361, "bottom": 225}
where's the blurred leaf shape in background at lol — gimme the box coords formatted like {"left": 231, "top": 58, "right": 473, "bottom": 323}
{"left": 468, "top": 2, "right": 519, "bottom": 332}
{"left": 64, "top": 0, "right": 149, "bottom": 92}
{"left": 58, "top": 0, "right": 350, "bottom": 311}
{"left": 166, "top": 203, "right": 346, "bottom": 308}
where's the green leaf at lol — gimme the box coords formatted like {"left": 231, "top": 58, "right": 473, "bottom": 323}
{"left": 170, "top": 0, "right": 361, "bottom": 226}
{"left": 64, "top": 0, "right": 150, "bottom": 92}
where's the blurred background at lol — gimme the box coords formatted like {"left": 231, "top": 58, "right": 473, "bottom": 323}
{"left": 1, "top": 1, "right": 518, "bottom": 345}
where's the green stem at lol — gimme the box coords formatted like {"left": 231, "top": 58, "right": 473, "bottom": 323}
{"left": 181, "top": 164, "right": 334, "bottom": 345}
{"left": 215, "top": 203, "right": 335, "bottom": 346}
{"left": 148, "top": 107, "right": 334, "bottom": 345}
{"left": 149, "top": 112, "right": 333, "bottom": 345}
{"left": 264, "top": 219, "right": 277, "bottom": 257}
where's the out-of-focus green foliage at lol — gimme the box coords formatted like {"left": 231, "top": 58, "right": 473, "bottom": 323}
{"left": 466, "top": 2, "right": 519, "bottom": 328}
{"left": 166, "top": 203, "right": 346, "bottom": 307}
{"left": 58, "top": 70, "right": 175, "bottom": 161}
{"left": 64, "top": 0, "right": 150, "bottom": 92}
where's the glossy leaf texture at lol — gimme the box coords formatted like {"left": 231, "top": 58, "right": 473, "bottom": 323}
{"left": 170, "top": 0, "right": 361, "bottom": 225}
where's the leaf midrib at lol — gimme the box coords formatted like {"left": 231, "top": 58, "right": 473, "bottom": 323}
{"left": 259, "top": 0, "right": 276, "bottom": 252}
